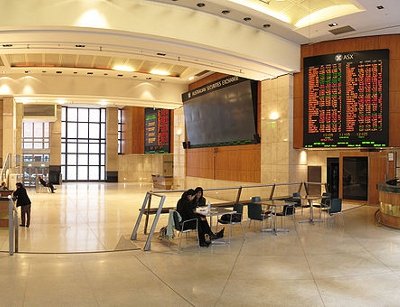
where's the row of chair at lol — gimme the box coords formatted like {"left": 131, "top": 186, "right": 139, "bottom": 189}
{"left": 170, "top": 196, "right": 343, "bottom": 249}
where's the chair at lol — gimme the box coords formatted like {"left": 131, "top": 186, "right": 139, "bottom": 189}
{"left": 315, "top": 192, "right": 331, "bottom": 218}
{"left": 172, "top": 210, "right": 199, "bottom": 250}
{"left": 292, "top": 192, "right": 302, "bottom": 207}
{"left": 217, "top": 203, "right": 245, "bottom": 242}
{"left": 272, "top": 202, "right": 296, "bottom": 229}
{"left": 247, "top": 202, "right": 269, "bottom": 230}
{"left": 323, "top": 198, "right": 344, "bottom": 225}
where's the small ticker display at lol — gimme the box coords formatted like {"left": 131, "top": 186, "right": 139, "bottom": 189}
{"left": 303, "top": 49, "right": 389, "bottom": 148}
{"left": 145, "top": 108, "right": 170, "bottom": 153}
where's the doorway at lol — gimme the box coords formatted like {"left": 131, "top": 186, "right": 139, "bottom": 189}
{"left": 343, "top": 157, "right": 368, "bottom": 201}
{"left": 327, "top": 158, "right": 339, "bottom": 199}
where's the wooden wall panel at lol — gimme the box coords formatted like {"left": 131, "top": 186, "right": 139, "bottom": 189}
{"left": 186, "top": 148, "right": 214, "bottom": 179}
{"left": 294, "top": 34, "right": 400, "bottom": 148}
{"left": 188, "top": 73, "right": 228, "bottom": 90}
{"left": 128, "top": 107, "right": 144, "bottom": 154}
{"left": 214, "top": 144, "right": 261, "bottom": 182}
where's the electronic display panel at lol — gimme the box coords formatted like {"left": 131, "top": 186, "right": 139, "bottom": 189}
{"left": 144, "top": 108, "right": 170, "bottom": 153}
{"left": 303, "top": 49, "right": 389, "bottom": 148}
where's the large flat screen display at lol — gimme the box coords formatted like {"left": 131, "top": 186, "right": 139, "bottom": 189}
{"left": 182, "top": 76, "right": 258, "bottom": 148}
{"left": 144, "top": 108, "right": 170, "bottom": 153}
{"left": 303, "top": 49, "right": 389, "bottom": 148}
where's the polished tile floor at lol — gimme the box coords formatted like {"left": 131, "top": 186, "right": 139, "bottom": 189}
{"left": 1, "top": 182, "right": 400, "bottom": 306}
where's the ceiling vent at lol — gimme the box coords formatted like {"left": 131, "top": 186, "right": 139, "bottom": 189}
{"left": 23, "top": 104, "right": 57, "bottom": 122}
{"left": 329, "top": 25, "right": 356, "bottom": 35}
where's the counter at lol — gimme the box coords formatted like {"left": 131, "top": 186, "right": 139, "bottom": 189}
{"left": 378, "top": 183, "right": 400, "bottom": 229}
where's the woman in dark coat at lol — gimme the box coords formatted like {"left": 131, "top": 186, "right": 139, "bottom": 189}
{"left": 13, "top": 182, "right": 31, "bottom": 227}
{"left": 176, "top": 189, "right": 223, "bottom": 247}
{"left": 193, "top": 187, "right": 206, "bottom": 207}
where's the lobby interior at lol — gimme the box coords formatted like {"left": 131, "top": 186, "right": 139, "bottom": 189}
{"left": 2, "top": 0, "right": 400, "bottom": 306}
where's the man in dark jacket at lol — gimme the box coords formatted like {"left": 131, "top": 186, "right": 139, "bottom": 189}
{"left": 13, "top": 182, "right": 32, "bottom": 227}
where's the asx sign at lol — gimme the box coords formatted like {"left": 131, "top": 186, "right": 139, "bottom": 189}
{"left": 335, "top": 53, "right": 354, "bottom": 62}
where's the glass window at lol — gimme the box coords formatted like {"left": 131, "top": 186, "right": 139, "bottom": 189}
{"left": 24, "top": 122, "right": 33, "bottom": 137}
{"left": 77, "top": 166, "right": 88, "bottom": 180}
{"left": 67, "top": 123, "right": 78, "bottom": 138}
{"left": 78, "top": 123, "right": 88, "bottom": 139}
{"left": 61, "top": 106, "right": 106, "bottom": 181}
{"left": 67, "top": 108, "right": 77, "bottom": 121}
{"left": 89, "top": 109, "right": 100, "bottom": 122}
{"left": 78, "top": 108, "right": 88, "bottom": 122}
{"left": 89, "top": 124, "right": 99, "bottom": 138}
{"left": 89, "top": 166, "right": 99, "bottom": 180}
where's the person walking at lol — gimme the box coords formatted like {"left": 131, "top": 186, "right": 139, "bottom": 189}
{"left": 13, "top": 182, "right": 32, "bottom": 227}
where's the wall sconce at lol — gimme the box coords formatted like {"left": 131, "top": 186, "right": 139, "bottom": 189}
{"left": 269, "top": 111, "right": 280, "bottom": 121}
{"left": 176, "top": 128, "right": 183, "bottom": 136}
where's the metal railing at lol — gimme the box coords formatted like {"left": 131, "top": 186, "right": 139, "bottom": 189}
{"left": 8, "top": 195, "right": 18, "bottom": 255}
{"left": 131, "top": 181, "right": 327, "bottom": 251}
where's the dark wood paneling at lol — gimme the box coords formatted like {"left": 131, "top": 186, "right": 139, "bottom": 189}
{"left": 130, "top": 107, "right": 145, "bottom": 154}
{"left": 186, "top": 148, "right": 214, "bottom": 179}
{"left": 188, "top": 73, "right": 228, "bottom": 90}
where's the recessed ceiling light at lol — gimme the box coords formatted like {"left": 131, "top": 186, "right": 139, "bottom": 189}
{"left": 2, "top": 44, "right": 13, "bottom": 47}
{"left": 57, "top": 98, "right": 67, "bottom": 105}
{"left": 243, "top": 17, "right": 252, "bottom": 22}
{"left": 197, "top": 3, "right": 205, "bottom": 7}
{"left": 42, "top": 70, "right": 47, "bottom": 73}
{"left": 104, "top": 73, "right": 108, "bottom": 75}
{"left": 263, "top": 24, "right": 271, "bottom": 28}
{"left": 117, "top": 74, "right": 123, "bottom": 77}
{"left": 100, "top": 100, "right": 108, "bottom": 106}
{"left": 156, "top": 52, "right": 166, "bottom": 56}
{"left": 150, "top": 69, "right": 170, "bottom": 76}
{"left": 24, "top": 70, "right": 29, "bottom": 73}
{"left": 73, "top": 71, "right": 78, "bottom": 74}
{"left": 376, "top": 5, "right": 384, "bottom": 9}
{"left": 146, "top": 77, "right": 152, "bottom": 80}
{"left": 75, "top": 44, "right": 86, "bottom": 48}
{"left": 188, "top": 76, "right": 195, "bottom": 81}
{"left": 112, "top": 64, "right": 135, "bottom": 72}
{"left": 161, "top": 78, "right": 165, "bottom": 82}
{"left": 329, "top": 22, "right": 338, "bottom": 27}
{"left": 133, "top": 76, "right": 137, "bottom": 78}
{"left": 56, "top": 71, "right": 62, "bottom": 74}
{"left": 222, "top": 10, "right": 230, "bottom": 14}
{"left": 87, "top": 72, "right": 93, "bottom": 75}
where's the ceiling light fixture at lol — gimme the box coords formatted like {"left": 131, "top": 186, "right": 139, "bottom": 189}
{"left": 376, "top": 5, "right": 384, "bottom": 10}
{"left": 329, "top": 22, "right": 338, "bottom": 27}
{"left": 295, "top": 4, "right": 364, "bottom": 28}
{"left": 197, "top": 3, "right": 205, "bottom": 7}
{"left": 263, "top": 24, "right": 271, "bottom": 28}
{"left": 150, "top": 69, "right": 170, "bottom": 76}
{"left": 228, "top": 0, "right": 290, "bottom": 23}
{"left": 188, "top": 76, "right": 195, "bottom": 81}
{"left": 243, "top": 17, "right": 252, "bottom": 22}
{"left": 112, "top": 64, "right": 135, "bottom": 72}
{"left": 100, "top": 100, "right": 108, "bottom": 106}
{"left": 222, "top": 10, "right": 230, "bottom": 14}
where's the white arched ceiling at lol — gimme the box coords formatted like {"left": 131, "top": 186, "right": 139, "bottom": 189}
{"left": 0, "top": 0, "right": 300, "bottom": 107}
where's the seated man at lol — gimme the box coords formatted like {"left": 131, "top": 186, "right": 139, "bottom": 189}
{"left": 38, "top": 176, "right": 55, "bottom": 193}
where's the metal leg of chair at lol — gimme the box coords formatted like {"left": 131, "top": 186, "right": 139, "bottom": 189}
{"left": 178, "top": 232, "right": 182, "bottom": 250}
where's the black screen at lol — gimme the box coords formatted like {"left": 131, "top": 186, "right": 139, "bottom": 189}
{"left": 183, "top": 77, "right": 257, "bottom": 147}
{"left": 303, "top": 49, "right": 389, "bottom": 148}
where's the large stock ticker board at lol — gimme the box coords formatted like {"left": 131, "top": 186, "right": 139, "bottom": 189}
{"left": 303, "top": 49, "right": 389, "bottom": 148}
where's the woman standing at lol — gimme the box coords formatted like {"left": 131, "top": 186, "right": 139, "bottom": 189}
{"left": 13, "top": 182, "right": 31, "bottom": 227}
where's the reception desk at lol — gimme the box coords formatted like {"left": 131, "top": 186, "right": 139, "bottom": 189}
{"left": 378, "top": 183, "right": 400, "bottom": 229}
{"left": 0, "top": 191, "right": 13, "bottom": 227}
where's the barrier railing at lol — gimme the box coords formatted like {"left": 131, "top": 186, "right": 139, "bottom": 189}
{"left": 8, "top": 195, "right": 18, "bottom": 255}
{"left": 131, "top": 181, "right": 327, "bottom": 251}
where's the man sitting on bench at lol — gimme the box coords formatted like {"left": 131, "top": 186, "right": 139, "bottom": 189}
{"left": 38, "top": 176, "right": 55, "bottom": 193}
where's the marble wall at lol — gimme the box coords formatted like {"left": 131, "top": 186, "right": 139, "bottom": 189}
{"left": 173, "top": 107, "right": 186, "bottom": 190}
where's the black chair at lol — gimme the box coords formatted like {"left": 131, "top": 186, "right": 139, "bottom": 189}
{"left": 172, "top": 210, "right": 199, "bottom": 250}
{"left": 322, "top": 198, "right": 344, "bottom": 225}
{"left": 247, "top": 202, "right": 269, "bottom": 229}
{"left": 218, "top": 203, "right": 245, "bottom": 242}
{"left": 315, "top": 192, "right": 331, "bottom": 218}
{"left": 272, "top": 202, "right": 296, "bottom": 229}
{"left": 292, "top": 192, "right": 302, "bottom": 207}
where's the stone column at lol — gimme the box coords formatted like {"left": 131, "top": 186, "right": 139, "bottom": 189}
{"left": 173, "top": 107, "right": 186, "bottom": 189}
{"left": 49, "top": 105, "right": 62, "bottom": 183}
{"left": 260, "top": 75, "right": 307, "bottom": 195}
{"left": 106, "top": 107, "right": 118, "bottom": 182}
